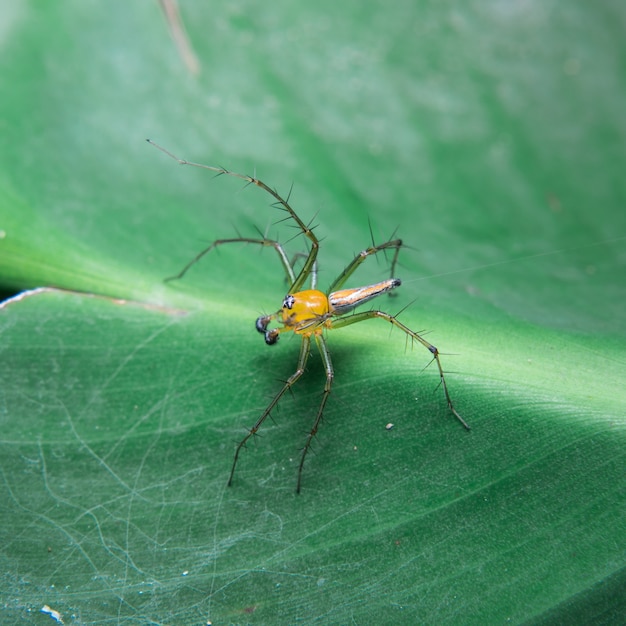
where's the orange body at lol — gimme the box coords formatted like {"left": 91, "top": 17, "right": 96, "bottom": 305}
{"left": 280, "top": 290, "right": 331, "bottom": 336}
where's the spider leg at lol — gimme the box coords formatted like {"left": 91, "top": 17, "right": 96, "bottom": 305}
{"left": 284, "top": 252, "right": 317, "bottom": 290}
{"left": 165, "top": 237, "right": 296, "bottom": 284}
{"left": 327, "top": 238, "right": 403, "bottom": 293}
{"left": 228, "top": 335, "right": 312, "bottom": 488}
{"left": 147, "top": 139, "right": 319, "bottom": 292}
{"left": 296, "top": 333, "right": 334, "bottom": 493}
{"left": 330, "top": 311, "right": 470, "bottom": 430}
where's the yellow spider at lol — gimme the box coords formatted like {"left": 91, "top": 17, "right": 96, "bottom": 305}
{"left": 148, "top": 140, "right": 469, "bottom": 492}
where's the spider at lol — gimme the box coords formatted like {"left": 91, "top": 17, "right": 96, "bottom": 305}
{"left": 148, "top": 139, "right": 469, "bottom": 492}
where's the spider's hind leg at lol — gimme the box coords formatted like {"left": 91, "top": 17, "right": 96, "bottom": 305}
{"left": 327, "top": 237, "right": 404, "bottom": 294}
{"left": 330, "top": 310, "right": 469, "bottom": 430}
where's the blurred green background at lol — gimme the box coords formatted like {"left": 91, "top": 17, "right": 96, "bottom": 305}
{"left": 1, "top": 1, "right": 625, "bottom": 624}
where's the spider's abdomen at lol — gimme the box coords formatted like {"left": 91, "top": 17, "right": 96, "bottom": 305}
{"left": 280, "top": 290, "right": 330, "bottom": 335}
{"left": 329, "top": 278, "right": 401, "bottom": 315}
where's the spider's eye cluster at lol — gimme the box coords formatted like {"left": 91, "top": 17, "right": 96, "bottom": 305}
{"left": 283, "top": 294, "right": 296, "bottom": 309}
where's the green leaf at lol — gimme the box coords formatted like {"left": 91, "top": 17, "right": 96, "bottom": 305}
{"left": 1, "top": 1, "right": 625, "bottom": 624}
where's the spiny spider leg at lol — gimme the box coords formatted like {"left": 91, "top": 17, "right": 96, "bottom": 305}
{"left": 147, "top": 139, "right": 318, "bottom": 293}
{"left": 296, "top": 333, "right": 334, "bottom": 493}
{"left": 165, "top": 237, "right": 297, "bottom": 285}
{"left": 228, "top": 334, "right": 312, "bottom": 488}
{"left": 327, "top": 239, "right": 403, "bottom": 293}
{"left": 288, "top": 252, "right": 317, "bottom": 289}
{"left": 331, "top": 310, "right": 470, "bottom": 430}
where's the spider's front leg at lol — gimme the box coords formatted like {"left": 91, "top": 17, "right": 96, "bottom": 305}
{"left": 165, "top": 237, "right": 297, "bottom": 284}
{"left": 147, "top": 138, "right": 320, "bottom": 294}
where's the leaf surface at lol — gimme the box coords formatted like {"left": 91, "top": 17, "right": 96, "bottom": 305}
{"left": 1, "top": 1, "right": 625, "bottom": 623}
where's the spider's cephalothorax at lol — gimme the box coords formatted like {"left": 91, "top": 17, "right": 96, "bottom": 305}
{"left": 149, "top": 139, "right": 469, "bottom": 493}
